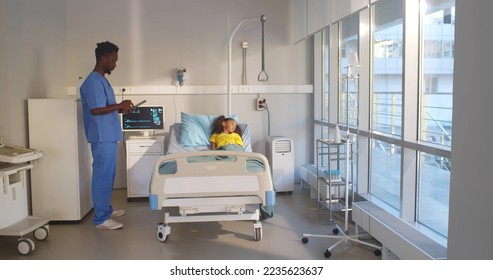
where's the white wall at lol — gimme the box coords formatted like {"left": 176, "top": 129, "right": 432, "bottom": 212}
{"left": 294, "top": 0, "right": 372, "bottom": 39}
{"left": 65, "top": 0, "right": 295, "bottom": 87}
{"left": 0, "top": 0, "right": 9, "bottom": 145}
{"left": 0, "top": 0, "right": 313, "bottom": 187}
{"left": 0, "top": 0, "right": 67, "bottom": 146}
{"left": 447, "top": 0, "right": 493, "bottom": 260}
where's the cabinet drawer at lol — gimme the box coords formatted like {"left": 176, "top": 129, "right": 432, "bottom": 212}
{"left": 127, "top": 141, "right": 163, "bottom": 154}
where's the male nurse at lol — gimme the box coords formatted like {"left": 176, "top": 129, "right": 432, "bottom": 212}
{"left": 80, "top": 41, "right": 133, "bottom": 230}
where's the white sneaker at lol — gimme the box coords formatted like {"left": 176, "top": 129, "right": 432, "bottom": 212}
{"left": 110, "top": 209, "right": 125, "bottom": 218}
{"left": 96, "top": 219, "right": 123, "bottom": 230}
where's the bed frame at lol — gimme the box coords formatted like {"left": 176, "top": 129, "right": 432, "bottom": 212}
{"left": 149, "top": 150, "right": 275, "bottom": 242}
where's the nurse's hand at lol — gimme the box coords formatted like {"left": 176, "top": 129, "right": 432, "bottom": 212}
{"left": 120, "top": 99, "right": 134, "bottom": 114}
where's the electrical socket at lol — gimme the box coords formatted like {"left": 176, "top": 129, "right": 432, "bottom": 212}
{"left": 67, "top": 87, "right": 76, "bottom": 96}
{"left": 256, "top": 98, "right": 266, "bottom": 110}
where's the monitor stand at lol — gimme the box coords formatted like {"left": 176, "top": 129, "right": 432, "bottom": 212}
{"left": 128, "top": 131, "right": 155, "bottom": 139}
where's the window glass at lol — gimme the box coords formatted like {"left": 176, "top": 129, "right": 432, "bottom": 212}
{"left": 339, "top": 14, "right": 359, "bottom": 128}
{"left": 372, "top": 0, "right": 403, "bottom": 137}
{"left": 370, "top": 139, "right": 401, "bottom": 211}
{"left": 420, "top": 0, "right": 455, "bottom": 147}
{"left": 417, "top": 152, "right": 450, "bottom": 237}
{"left": 323, "top": 27, "right": 330, "bottom": 123}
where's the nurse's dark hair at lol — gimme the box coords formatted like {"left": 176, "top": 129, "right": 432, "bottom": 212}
{"left": 95, "top": 41, "right": 119, "bottom": 61}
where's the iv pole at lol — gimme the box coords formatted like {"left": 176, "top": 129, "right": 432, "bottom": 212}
{"left": 227, "top": 15, "right": 266, "bottom": 115}
{"left": 301, "top": 55, "right": 382, "bottom": 258}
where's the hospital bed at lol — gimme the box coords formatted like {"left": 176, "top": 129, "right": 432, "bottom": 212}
{"left": 149, "top": 118, "right": 275, "bottom": 242}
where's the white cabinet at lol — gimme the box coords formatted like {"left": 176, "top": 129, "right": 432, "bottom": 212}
{"left": 126, "top": 136, "right": 164, "bottom": 200}
{"left": 28, "top": 99, "right": 93, "bottom": 222}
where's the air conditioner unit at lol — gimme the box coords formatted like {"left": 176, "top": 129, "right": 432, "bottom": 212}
{"left": 265, "top": 136, "right": 294, "bottom": 193}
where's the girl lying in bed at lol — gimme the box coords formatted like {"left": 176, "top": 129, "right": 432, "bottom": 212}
{"left": 209, "top": 115, "right": 244, "bottom": 150}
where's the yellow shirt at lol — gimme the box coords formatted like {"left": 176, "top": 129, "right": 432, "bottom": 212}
{"left": 209, "top": 132, "right": 243, "bottom": 149}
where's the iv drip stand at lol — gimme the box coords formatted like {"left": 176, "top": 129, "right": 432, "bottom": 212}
{"left": 301, "top": 64, "right": 382, "bottom": 258}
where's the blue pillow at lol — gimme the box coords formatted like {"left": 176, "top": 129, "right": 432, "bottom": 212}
{"left": 179, "top": 112, "right": 239, "bottom": 147}
{"left": 180, "top": 112, "right": 216, "bottom": 147}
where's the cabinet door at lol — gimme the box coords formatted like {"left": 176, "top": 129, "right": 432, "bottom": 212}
{"left": 127, "top": 154, "right": 160, "bottom": 197}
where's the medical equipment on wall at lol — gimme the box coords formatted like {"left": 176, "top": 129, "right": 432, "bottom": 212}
{"left": 257, "top": 15, "right": 269, "bottom": 82}
{"left": 0, "top": 143, "right": 49, "bottom": 255}
{"left": 242, "top": 41, "right": 248, "bottom": 85}
{"left": 227, "top": 14, "right": 268, "bottom": 115}
{"left": 176, "top": 68, "right": 186, "bottom": 87}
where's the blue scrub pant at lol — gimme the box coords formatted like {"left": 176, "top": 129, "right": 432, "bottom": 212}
{"left": 90, "top": 142, "right": 117, "bottom": 225}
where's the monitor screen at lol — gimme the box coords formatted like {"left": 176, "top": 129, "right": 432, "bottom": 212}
{"left": 121, "top": 105, "right": 164, "bottom": 131}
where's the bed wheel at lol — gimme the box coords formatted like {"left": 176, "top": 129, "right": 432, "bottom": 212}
{"left": 157, "top": 223, "right": 170, "bottom": 242}
{"left": 253, "top": 222, "right": 262, "bottom": 241}
{"left": 17, "top": 238, "right": 35, "bottom": 255}
{"left": 254, "top": 228, "right": 262, "bottom": 241}
{"left": 34, "top": 225, "right": 49, "bottom": 241}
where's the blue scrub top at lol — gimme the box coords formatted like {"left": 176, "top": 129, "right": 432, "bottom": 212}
{"left": 80, "top": 71, "right": 122, "bottom": 143}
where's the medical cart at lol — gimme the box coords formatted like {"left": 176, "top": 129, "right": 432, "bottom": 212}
{"left": 0, "top": 144, "right": 49, "bottom": 255}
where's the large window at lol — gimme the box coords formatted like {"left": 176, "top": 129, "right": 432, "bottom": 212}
{"left": 311, "top": 0, "right": 454, "bottom": 240}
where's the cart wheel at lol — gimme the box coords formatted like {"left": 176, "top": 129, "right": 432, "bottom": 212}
{"left": 374, "top": 249, "right": 382, "bottom": 257}
{"left": 17, "top": 238, "right": 35, "bottom": 255}
{"left": 34, "top": 226, "right": 49, "bottom": 241}
{"left": 157, "top": 223, "right": 170, "bottom": 242}
{"left": 332, "top": 228, "right": 339, "bottom": 235}
{"left": 324, "top": 250, "right": 332, "bottom": 258}
{"left": 253, "top": 227, "right": 262, "bottom": 241}
{"left": 302, "top": 237, "right": 309, "bottom": 244}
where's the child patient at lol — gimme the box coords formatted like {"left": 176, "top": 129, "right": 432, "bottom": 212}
{"left": 209, "top": 115, "right": 243, "bottom": 150}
